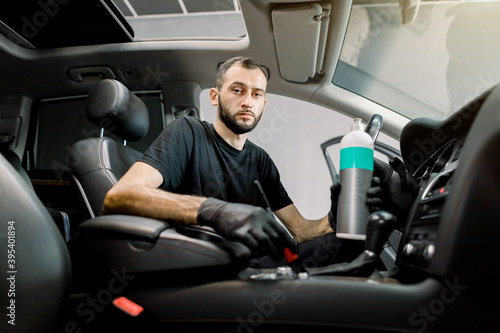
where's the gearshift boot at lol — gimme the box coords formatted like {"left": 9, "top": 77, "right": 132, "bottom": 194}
{"left": 305, "top": 250, "right": 378, "bottom": 277}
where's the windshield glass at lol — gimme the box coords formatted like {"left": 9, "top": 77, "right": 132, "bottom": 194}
{"left": 334, "top": 0, "right": 500, "bottom": 120}
{"left": 111, "top": 0, "right": 246, "bottom": 40}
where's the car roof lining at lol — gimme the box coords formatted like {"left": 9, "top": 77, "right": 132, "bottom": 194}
{"left": 0, "top": 0, "right": 406, "bottom": 139}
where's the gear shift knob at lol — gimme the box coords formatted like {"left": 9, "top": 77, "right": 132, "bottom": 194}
{"left": 365, "top": 211, "right": 397, "bottom": 255}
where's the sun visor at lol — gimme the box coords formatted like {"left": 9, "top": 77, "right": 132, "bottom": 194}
{"left": 272, "top": 2, "right": 331, "bottom": 83}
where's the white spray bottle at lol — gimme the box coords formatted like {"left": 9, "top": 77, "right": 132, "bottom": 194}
{"left": 336, "top": 118, "right": 374, "bottom": 240}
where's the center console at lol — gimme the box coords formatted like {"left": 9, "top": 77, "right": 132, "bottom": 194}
{"left": 397, "top": 160, "right": 458, "bottom": 272}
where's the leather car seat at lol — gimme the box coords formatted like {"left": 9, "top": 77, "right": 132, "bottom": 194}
{"left": 67, "top": 79, "right": 149, "bottom": 220}
{"left": 0, "top": 153, "right": 71, "bottom": 333}
{"left": 0, "top": 139, "right": 71, "bottom": 242}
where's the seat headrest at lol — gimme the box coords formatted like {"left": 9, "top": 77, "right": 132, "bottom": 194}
{"left": 86, "top": 79, "right": 149, "bottom": 142}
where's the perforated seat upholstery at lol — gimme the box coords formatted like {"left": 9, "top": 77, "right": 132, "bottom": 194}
{"left": 67, "top": 79, "right": 149, "bottom": 220}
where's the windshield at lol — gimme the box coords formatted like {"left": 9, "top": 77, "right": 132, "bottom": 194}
{"left": 333, "top": 0, "right": 500, "bottom": 120}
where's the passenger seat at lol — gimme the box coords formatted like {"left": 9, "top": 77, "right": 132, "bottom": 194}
{"left": 67, "top": 79, "right": 149, "bottom": 220}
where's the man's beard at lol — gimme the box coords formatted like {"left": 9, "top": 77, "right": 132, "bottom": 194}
{"left": 218, "top": 96, "right": 262, "bottom": 135}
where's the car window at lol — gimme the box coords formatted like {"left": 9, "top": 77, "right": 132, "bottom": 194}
{"left": 27, "top": 92, "right": 164, "bottom": 179}
{"left": 334, "top": 0, "right": 500, "bottom": 120}
{"left": 200, "top": 90, "right": 399, "bottom": 218}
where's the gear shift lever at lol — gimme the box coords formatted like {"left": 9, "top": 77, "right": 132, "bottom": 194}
{"left": 365, "top": 211, "right": 397, "bottom": 256}
{"left": 306, "top": 211, "right": 397, "bottom": 277}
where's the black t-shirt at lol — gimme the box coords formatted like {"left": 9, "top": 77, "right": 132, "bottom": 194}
{"left": 139, "top": 116, "right": 292, "bottom": 211}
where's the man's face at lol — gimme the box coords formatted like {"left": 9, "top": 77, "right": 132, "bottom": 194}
{"left": 211, "top": 65, "right": 267, "bottom": 135}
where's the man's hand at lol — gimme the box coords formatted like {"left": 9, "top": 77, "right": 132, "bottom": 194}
{"left": 327, "top": 182, "right": 341, "bottom": 232}
{"left": 366, "top": 176, "right": 384, "bottom": 212}
{"left": 197, "top": 198, "right": 299, "bottom": 261}
{"left": 329, "top": 177, "right": 384, "bottom": 232}
{"left": 368, "top": 157, "right": 418, "bottom": 226}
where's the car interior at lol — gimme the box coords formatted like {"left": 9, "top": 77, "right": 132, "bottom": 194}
{"left": 1, "top": 0, "right": 500, "bottom": 332}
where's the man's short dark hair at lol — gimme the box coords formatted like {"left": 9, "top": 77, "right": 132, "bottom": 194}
{"left": 214, "top": 56, "right": 267, "bottom": 91}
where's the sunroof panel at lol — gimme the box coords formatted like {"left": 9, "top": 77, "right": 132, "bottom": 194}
{"left": 127, "top": 0, "right": 183, "bottom": 15}
{"left": 0, "top": 0, "right": 246, "bottom": 48}
{"left": 183, "top": 0, "right": 235, "bottom": 13}
{"left": 0, "top": 0, "right": 133, "bottom": 49}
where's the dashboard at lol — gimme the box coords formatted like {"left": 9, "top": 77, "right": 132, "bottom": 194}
{"left": 395, "top": 87, "right": 499, "bottom": 284}
{"left": 398, "top": 159, "right": 457, "bottom": 273}
{"left": 400, "top": 90, "right": 489, "bottom": 180}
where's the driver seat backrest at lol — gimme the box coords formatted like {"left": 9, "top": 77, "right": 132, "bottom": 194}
{"left": 0, "top": 153, "right": 71, "bottom": 333}
{"left": 0, "top": 140, "right": 72, "bottom": 242}
{"left": 67, "top": 79, "right": 149, "bottom": 220}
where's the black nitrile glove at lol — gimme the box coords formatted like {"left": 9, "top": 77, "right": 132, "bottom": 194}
{"left": 197, "top": 198, "right": 299, "bottom": 261}
{"left": 368, "top": 157, "right": 418, "bottom": 226}
{"left": 327, "top": 182, "right": 341, "bottom": 232}
{"left": 374, "top": 158, "right": 394, "bottom": 185}
{"left": 366, "top": 158, "right": 393, "bottom": 213}
{"left": 366, "top": 177, "right": 384, "bottom": 213}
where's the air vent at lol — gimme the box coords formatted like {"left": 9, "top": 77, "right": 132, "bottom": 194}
{"left": 423, "top": 172, "right": 453, "bottom": 202}
{"left": 452, "top": 143, "right": 464, "bottom": 162}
